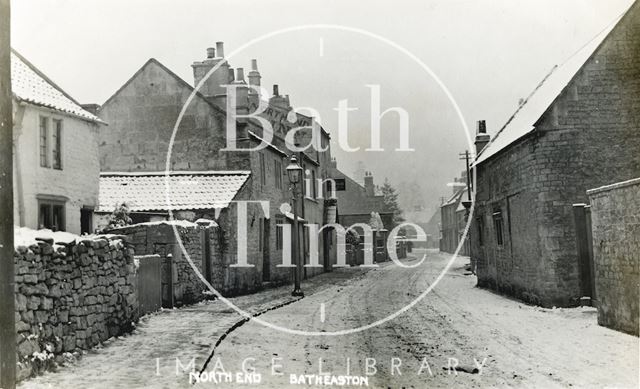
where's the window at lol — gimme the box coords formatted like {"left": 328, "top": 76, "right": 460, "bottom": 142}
{"left": 493, "top": 209, "right": 504, "bottom": 246}
{"left": 39, "top": 116, "right": 63, "bottom": 170}
{"left": 259, "top": 153, "right": 266, "bottom": 187}
{"left": 39, "top": 116, "right": 49, "bottom": 167}
{"left": 274, "top": 159, "right": 282, "bottom": 189}
{"left": 38, "top": 200, "right": 65, "bottom": 231}
{"left": 275, "top": 215, "right": 285, "bottom": 250}
{"left": 310, "top": 170, "right": 317, "bottom": 199}
{"left": 476, "top": 216, "right": 484, "bottom": 246}
{"left": 52, "top": 119, "right": 62, "bottom": 169}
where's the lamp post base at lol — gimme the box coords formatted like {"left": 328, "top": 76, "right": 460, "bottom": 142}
{"left": 291, "top": 289, "right": 304, "bottom": 297}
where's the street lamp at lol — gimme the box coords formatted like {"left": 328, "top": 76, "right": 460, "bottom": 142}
{"left": 286, "top": 155, "right": 304, "bottom": 297}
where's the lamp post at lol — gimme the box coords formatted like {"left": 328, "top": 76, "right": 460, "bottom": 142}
{"left": 286, "top": 155, "right": 304, "bottom": 297}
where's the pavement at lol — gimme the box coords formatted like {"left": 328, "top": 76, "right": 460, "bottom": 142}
{"left": 18, "top": 249, "right": 639, "bottom": 389}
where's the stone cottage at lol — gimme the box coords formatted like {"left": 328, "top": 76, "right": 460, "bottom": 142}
{"left": 470, "top": 2, "right": 640, "bottom": 307}
{"left": 11, "top": 50, "right": 106, "bottom": 235}
{"left": 328, "top": 162, "right": 393, "bottom": 263}
{"left": 96, "top": 43, "right": 335, "bottom": 290}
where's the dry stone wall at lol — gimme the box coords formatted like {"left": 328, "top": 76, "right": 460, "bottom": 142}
{"left": 13, "top": 234, "right": 138, "bottom": 381}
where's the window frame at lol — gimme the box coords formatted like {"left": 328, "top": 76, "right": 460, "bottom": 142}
{"left": 275, "top": 215, "right": 285, "bottom": 250}
{"left": 476, "top": 215, "right": 484, "bottom": 247}
{"left": 274, "top": 158, "right": 282, "bottom": 189}
{"left": 259, "top": 153, "right": 266, "bottom": 187}
{"left": 492, "top": 209, "right": 504, "bottom": 246}
{"left": 38, "top": 198, "right": 66, "bottom": 231}
{"left": 39, "top": 116, "right": 49, "bottom": 168}
{"left": 52, "top": 119, "right": 62, "bottom": 170}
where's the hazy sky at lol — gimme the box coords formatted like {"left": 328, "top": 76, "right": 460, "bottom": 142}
{"left": 11, "top": 0, "right": 634, "bottom": 212}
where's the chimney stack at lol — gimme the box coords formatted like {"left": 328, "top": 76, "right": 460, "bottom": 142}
{"left": 270, "top": 84, "right": 291, "bottom": 109}
{"left": 215, "top": 41, "right": 225, "bottom": 58}
{"left": 474, "top": 120, "right": 490, "bottom": 155}
{"left": 191, "top": 43, "right": 231, "bottom": 104}
{"left": 364, "top": 172, "right": 374, "bottom": 197}
{"left": 236, "top": 68, "right": 245, "bottom": 82}
{"left": 248, "top": 59, "right": 261, "bottom": 96}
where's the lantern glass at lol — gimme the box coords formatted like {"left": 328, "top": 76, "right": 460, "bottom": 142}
{"left": 286, "top": 155, "right": 302, "bottom": 184}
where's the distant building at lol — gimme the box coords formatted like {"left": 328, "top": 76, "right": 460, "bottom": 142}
{"left": 11, "top": 50, "right": 105, "bottom": 234}
{"left": 329, "top": 161, "right": 394, "bottom": 263}
{"left": 470, "top": 2, "right": 640, "bottom": 307}
{"left": 439, "top": 172, "right": 469, "bottom": 256}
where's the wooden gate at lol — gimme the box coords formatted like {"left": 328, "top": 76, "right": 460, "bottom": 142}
{"left": 573, "top": 203, "right": 596, "bottom": 299}
{"left": 136, "top": 254, "right": 162, "bottom": 315}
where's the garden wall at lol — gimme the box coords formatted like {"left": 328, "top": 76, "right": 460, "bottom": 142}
{"left": 13, "top": 231, "right": 137, "bottom": 381}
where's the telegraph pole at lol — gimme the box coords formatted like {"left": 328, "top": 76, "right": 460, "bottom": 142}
{"left": 458, "top": 150, "right": 473, "bottom": 203}
{"left": 0, "top": 0, "right": 16, "bottom": 387}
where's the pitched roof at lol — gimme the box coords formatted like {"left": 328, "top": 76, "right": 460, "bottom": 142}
{"left": 330, "top": 167, "right": 392, "bottom": 216}
{"left": 98, "top": 171, "right": 250, "bottom": 212}
{"left": 11, "top": 50, "right": 104, "bottom": 124}
{"left": 473, "top": 11, "right": 625, "bottom": 166}
{"left": 101, "top": 58, "right": 226, "bottom": 117}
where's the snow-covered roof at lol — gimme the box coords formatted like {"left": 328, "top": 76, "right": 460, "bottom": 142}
{"left": 11, "top": 50, "right": 104, "bottom": 124}
{"left": 99, "top": 171, "right": 250, "bottom": 212}
{"left": 474, "top": 18, "right": 620, "bottom": 166}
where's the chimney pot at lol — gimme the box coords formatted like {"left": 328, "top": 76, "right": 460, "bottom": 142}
{"left": 251, "top": 59, "right": 258, "bottom": 71}
{"left": 228, "top": 68, "right": 235, "bottom": 82}
{"left": 273, "top": 84, "right": 279, "bottom": 96}
{"left": 216, "top": 42, "right": 225, "bottom": 58}
{"left": 477, "top": 120, "right": 487, "bottom": 134}
{"left": 206, "top": 47, "right": 215, "bottom": 59}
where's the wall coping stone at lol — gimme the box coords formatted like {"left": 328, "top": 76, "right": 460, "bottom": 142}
{"left": 587, "top": 177, "right": 640, "bottom": 196}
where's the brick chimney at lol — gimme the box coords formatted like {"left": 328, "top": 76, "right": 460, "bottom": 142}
{"left": 474, "top": 120, "right": 490, "bottom": 155}
{"left": 364, "top": 171, "right": 374, "bottom": 197}
{"left": 191, "top": 42, "right": 231, "bottom": 106}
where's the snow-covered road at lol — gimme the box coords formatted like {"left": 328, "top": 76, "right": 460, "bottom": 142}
{"left": 19, "top": 249, "right": 639, "bottom": 388}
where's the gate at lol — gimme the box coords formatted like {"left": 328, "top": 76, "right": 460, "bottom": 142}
{"left": 136, "top": 254, "right": 162, "bottom": 315}
{"left": 573, "top": 203, "right": 596, "bottom": 299}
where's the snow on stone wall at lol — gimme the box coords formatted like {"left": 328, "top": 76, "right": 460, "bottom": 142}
{"left": 13, "top": 230, "right": 138, "bottom": 381}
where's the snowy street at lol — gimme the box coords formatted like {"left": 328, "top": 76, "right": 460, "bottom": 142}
{"left": 19, "top": 250, "right": 639, "bottom": 388}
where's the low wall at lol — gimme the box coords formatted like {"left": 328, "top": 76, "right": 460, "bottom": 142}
{"left": 110, "top": 221, "right": 210, "bottom": 305}
{"left": 588, "top": 177, "right": 640, "bottom": 336}
{"left": 13, "top": 232, "right": 138, "bottom": 380}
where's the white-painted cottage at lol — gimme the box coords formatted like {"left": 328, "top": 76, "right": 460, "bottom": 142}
{"left": 11, "top": 50, "right": 106, "bottom": 234}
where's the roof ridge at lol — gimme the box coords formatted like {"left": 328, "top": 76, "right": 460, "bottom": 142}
{"left": 100, "top": 170, "right": 251, "bottom": 176}
{"left": 101, "top": 57, "right": 226, "bottom": 116}
{"left": 11, "top": 49, "right": 104, "bottom": 124}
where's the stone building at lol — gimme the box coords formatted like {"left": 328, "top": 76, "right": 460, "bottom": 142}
{"left": 11, "top": 50, "right": 105, "bottom": 234}
{"left": 439, "top": 172, "right": 470, "bottom": 256}
{"left": 470, "top": 2, "right": 640, "bottom": 307}
{"left": 97, "top": 43, "right": 334, "bottom": 289}
{"left": 328, "top": 162, "right": 394, "bottom": 263}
